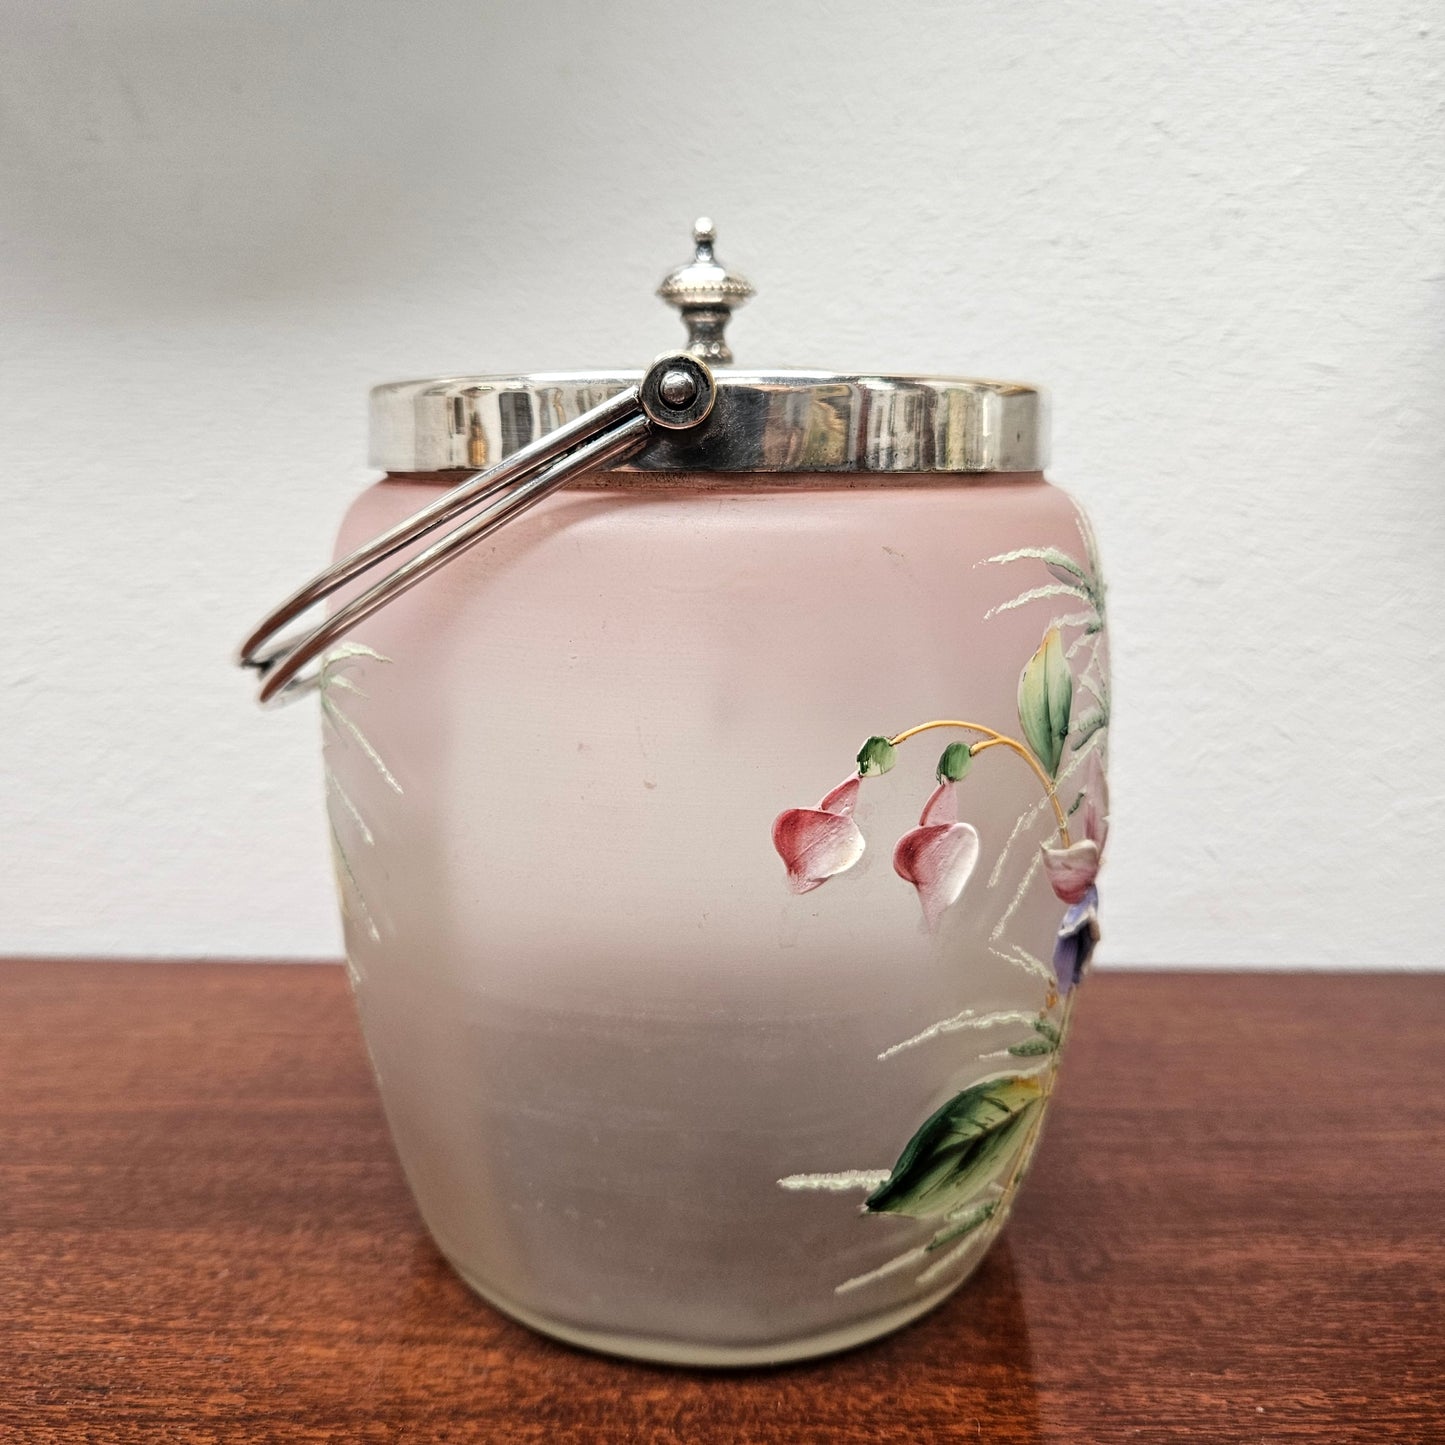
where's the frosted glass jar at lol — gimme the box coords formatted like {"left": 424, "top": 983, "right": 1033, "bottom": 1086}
{"left": 241, "top": 225, "right": 1111, "bottom": 1366}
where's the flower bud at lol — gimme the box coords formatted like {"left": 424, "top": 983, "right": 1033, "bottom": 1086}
{"left": 855, "top": 736, "right": 897, "bottom": 777}
{"left": 935, "top": 741, "right": 973, "bottom": 783}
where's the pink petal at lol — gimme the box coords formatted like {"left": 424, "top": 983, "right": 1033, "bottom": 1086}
{"left": 772, "top": 808, "right": 866, "bottom": 894}
{"left": 893, "top": 822, "right": 980, "bottom": 931}
{"left": 1082, "top": 752, "right": 1109, "bottom": 853}
{"left": 1040, "top": 838, "right": 1100, "bottom": 904}
{"left": 817, "top": 775, "right": 862, "bottom": 817}
{"left": 918, "top": 779, "right": 958, "bottom": 826}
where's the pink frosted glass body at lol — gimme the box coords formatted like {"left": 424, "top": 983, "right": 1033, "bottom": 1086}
{"left": 322, "top": 470, "right": 1109, "bottom": 1365}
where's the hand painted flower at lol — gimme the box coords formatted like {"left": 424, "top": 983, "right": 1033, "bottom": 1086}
{"left": 892, "top": 781, "right": 981, "bottom": 931}
{"left": 1040, "top": 752, "right": 1110, "bottom": 904}
{"left": 1053, "top": 885, "right": 1100, "bottom": 994}
{"left": 772, "top": 776, "right": 866, "bottom": 894}
{"left": 1039, "top": 838, "right": 1099, "bottom": 905}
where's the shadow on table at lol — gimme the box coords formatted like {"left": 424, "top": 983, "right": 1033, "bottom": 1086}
{"left": 765, "top": 1239, "right": 1044, "bottom": 1437}
{"left": 410, "top": 1232, "right": 1041, "bottom": 1439}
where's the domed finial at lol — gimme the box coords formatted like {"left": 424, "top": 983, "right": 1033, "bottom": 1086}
{"left": 657, "top": 217, "right": 753, "bottom": 365}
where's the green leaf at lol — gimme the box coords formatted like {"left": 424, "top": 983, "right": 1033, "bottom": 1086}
{"left": 856, "top": 735, "right": 898, "bottom": 777}
{"left": 1007, "top": 1036, "right": 1054, "bottom": 1057}
{"left": 1008, "top": 1016, "right": 1061, "bottom": 1057}
{"left": 1017, "top": 628, "right": 1073, "bottom": 777}
{"left": 1041, "top": 551, "right": 1091, "bottom": 584}
{"left": 1071, "top": 706, "right": 1109, "bottom": 746}
{"left": 936, "top": 742, "right": 973, "bottom": 783}
{"left": 926, "top": 1199, "right": 998, "bottom": 1252}
{"left": 865, "top": 1076, "right": 1044, "bottom": 1220}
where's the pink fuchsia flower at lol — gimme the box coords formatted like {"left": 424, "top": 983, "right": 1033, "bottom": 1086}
{"left": 1040, "top": 752, "right": 1109, "bottom": 905}
{"left": 893, "top": 777, "right": 981, "bottom": 931}
{"left": 1040, "top": 838, "right": 1099, "bottom": 905}
{"left": 772, "top": 736, "right": 898, "bottom": 895}
{"left": 772, "top": 775, "right": 867, "bottom": 894}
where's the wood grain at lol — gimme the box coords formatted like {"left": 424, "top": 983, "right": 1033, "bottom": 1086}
{"left": 0, "top": 962, "right": 1439, "bottom": 1443}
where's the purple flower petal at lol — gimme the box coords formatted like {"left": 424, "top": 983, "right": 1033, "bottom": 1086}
{"left": 1052, "top": 885, "right": 1100, "bottom": 993}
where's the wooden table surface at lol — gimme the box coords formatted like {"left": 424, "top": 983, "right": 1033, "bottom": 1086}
{"left": 0, "top": 962, "right": 1439, "bottom": 1443}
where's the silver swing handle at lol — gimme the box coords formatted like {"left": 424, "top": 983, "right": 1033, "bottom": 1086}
{"left": 236, "top": 352, "right": 716, "bottom": 707}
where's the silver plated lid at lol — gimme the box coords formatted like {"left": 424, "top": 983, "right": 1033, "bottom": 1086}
{"left": 369, "top": 221, "right": 1047, "bottom": 476}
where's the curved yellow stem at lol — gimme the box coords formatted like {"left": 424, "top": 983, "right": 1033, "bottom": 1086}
{"left": 886, "top": 719, "right": 1071, "bottom": 846}
{"left": 889, "top": 718, "right": 1010, "bottom": 746}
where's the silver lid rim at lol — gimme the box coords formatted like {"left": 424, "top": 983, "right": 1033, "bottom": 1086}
{"left": 370, "top": 369, "right": 1048, "bottom": 476}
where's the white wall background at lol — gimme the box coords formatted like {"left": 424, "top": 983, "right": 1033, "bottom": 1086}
{"left": 2, "top": 0, "right": 1441, "bottom": 966}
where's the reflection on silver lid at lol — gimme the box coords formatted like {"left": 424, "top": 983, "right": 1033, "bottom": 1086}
{"left": 369, "top": 220, "right": 1047, "bottom": 477}
{"left": 372, "top": 370, "right": 1046, "bottom": 476}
